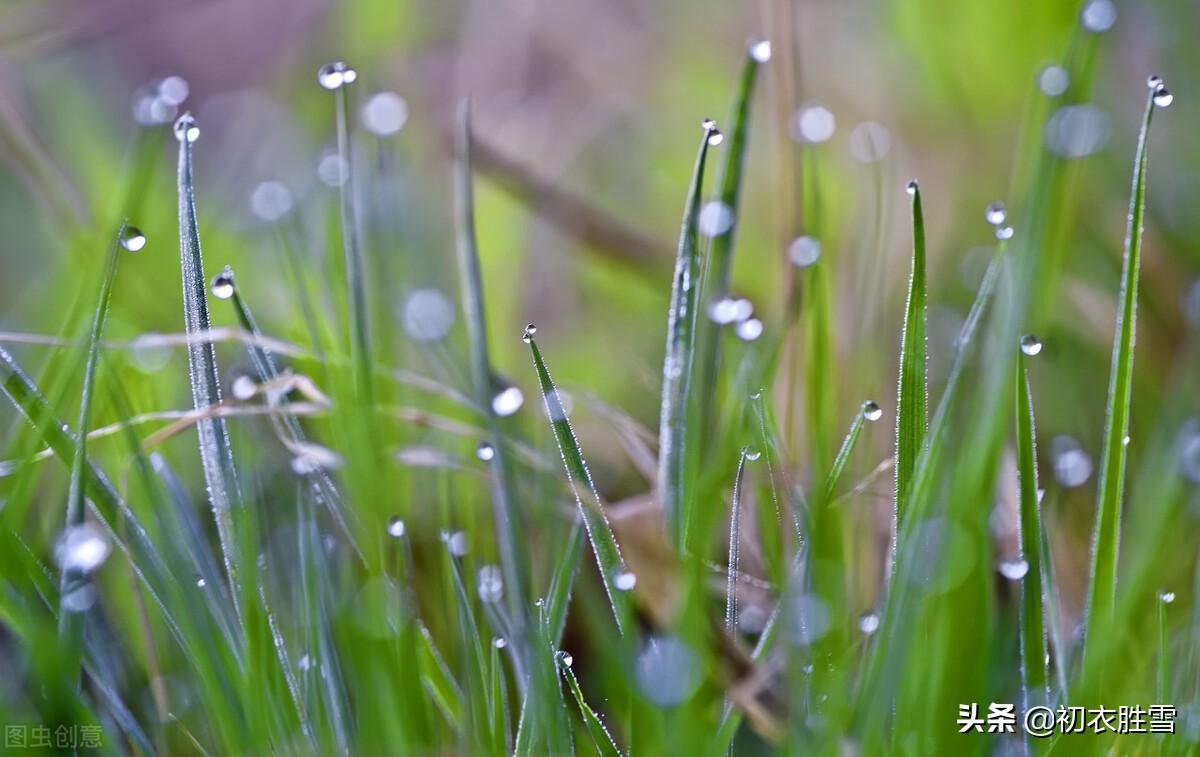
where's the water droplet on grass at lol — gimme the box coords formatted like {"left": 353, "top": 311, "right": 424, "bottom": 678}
{"left": 231, "top": 375, "right": 257, "bottom": 401}
{"left": 858, "top": 612, "right": 880, "bottom": 635}
{"left": 1147, "top": 75, "right": 1164, "bottom": 90}
{"left": 745, "top": 448, "right": 762, "bottom": 461}
{"left": 173, "top": 112, "right": 200, "bottom": 143}
{"left": 195, "top": 575, "right": 207, "bottom": 588}
{"left": 317, "top": 61, "right": 357, "bottom": 90}
{"left": 522, "top": 323, "right": 537, "bottom": 343}
{"left": 905, "top": 179, "right": 919, "bottom": 196}
{"left": 788, "top": 235, "right": 821, "bottom": 267}
{"left": 1153, "top": 86, "right": 1174, "bottom": 108}
{"left": 442, "top": 530, "right": 468, "bottom": 556}
{"left": 862, "top": 401, "right": 883, "bottom": 422}
{"left": 1160, "top": 589, "right": 1176, "bottom": 604}
{"left": 476, "top": 441, "right": 495, "bottom": 461}
{"left": 211, "top": 267, "right": 235, "bottom": 299}
{"left": 749, "top": 38, "right": 772, "bottom": 63}
{"left": 387, "top": 517, "right": 406, "bottom": 538}
{"left": 1052, "top": 436, "right": 1093, "bottom": 487}
{"left": 492, "top": 385, "right": 524, "bottom": 416}
{"left": 708, "top": 297, "right": 753, "bottom": 325}
{"left": 707, "top": 129, "right": 724, "bottom": 146}
{"left": 698, "top": 201, "right": 734, "bottom": 237}
{"left": 493, "top": 637, "right": 507, "bottom": 649}
{"left": 735, "top": 318, "right": 763, "bottom": 341}
{"left": 1020, "top": 334, "right": 1043, "bottom": 356}
{"left": 613, "top": 571, "right": 637, "bottom": 591}
{"left": 995, "top": 224, "right": 1015, "bottom": 240}
{"left": 792, "top": 105, "right": 836, "bottom": 143}
{"left": 477, "top": 565, "right": 503, "bottom": 603}
{"left": 1039, "top": 65, "right": 1070, "bottom": 97}
{"left": 999, "top": 559, "right": 1030, "bottom": 580}
{"left": 362, "top": 91, "right": 409, "bottom": 136}
{"left": 159, "top": 76, "right": 189, "bottom": 106}
{"left": 557, "top": 650, "right": 574, "bottom": 667}
{"left": 1122, "top": 435, "right": 1131, "bottom": 447}
{"left": 985, "top": 202, "right": 1007, "bottom": 226}
{"left": 55, "top": 523, "right": 112, "bottom": 573}
{"left": 120, "top": 226, "right": 146, "bottom": 252}
{"left": 1080, "top": 0, "right": 1116, "bottom": 32}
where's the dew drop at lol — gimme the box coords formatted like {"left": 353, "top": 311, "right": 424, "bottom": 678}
{"left": 55, "top": 522, "right": 112, "bottom": 574}
{"left": 707, "top": 129, "right": 725, "bottom": 147}
{"left": 735, "top": 318, "right": 764, "bottom": 342}
{"left": 1122, "top": 435, "right": 1131, "bottom": 447}
{"left": 1160, "top": 589, "right": 1176, "bottom": 604}
{"left": 744, "top": 448, "right": 762, "bottom": 462}
{"left": 791, "top": 105, "right": 836, "bottom": 144}
{"left": 788, "top": 235, "right": 822, "bottom": 268}
{"left": 1051, "top": 436, "right": 1093, "bottom": 488}
{"left": 231, "top": 375, "right": 257, "bottom": 401}
{"left": 159, "top": 76, "right": 190, "bottom": 107}
{"left": 905, "top": 179, "right": 919, "bottom": 196}
{"left": 1038, "top": 65, "right": 1070, "bottom": 97}
{"left": 173, "top": 112, "right": 200, "bottom": 143}
{"left": 522, "top": 323, "right": 537, "bottom": 343}
{"left": 387, "top": 516, "right": 406, "bottom": 538}
{"left": 492, "top": 385, "right": 525, "bottom": 416}
{"left": 1020, "top": 334, "right": 1043, "bottom": 356}
{"left": 477, "top": 565, "right": 503, "bottom": 603}
{"left": 985, "top": 202, "right": 1007, "bottom": 226}
{"left": 120, "top": 226, "right": 147, "bottom": 253}
{"left": 556, "top": 650, "right": 574, "bottom": 667}
{"left": 698, "top": 201, "right": 735, "bottom": 237}
{"left": 1080, "top": 0, "right": 1116, "bottom": 33}
{"left": 995, "top": 224, "right": 1015, "bottom": 241}
{"left": 442, "top": 530, "right": 468, "bottom": 557}
{"left": 317, "top": 61, "right": 357, "bottom": 91}
{"left": 701, "top": 117, "right": 717, "bottom": 131}
{"left": 998, "top": 559, "right": 1030, "bottom": 580}
{"left": 211, "top": 267, "right": 235, "bottom": 300}
{"left": 749, "top": 38, "right": 772, "bottom": 63}
{"left": 475, "top": 441, "right": 496, "bottom": 461}
{"left": 362, "top": 91, "right": 409, "bottom": 136}
{"left": 613, "top": 571, "right": 637, "bottom": 591}
{"left": 858, "top": 612, "right": 880, "bottom": 635}
{"left": 493, "top": 637, "right": 508, "bottom": 649}
{"left": 1153, "top": 85, "right": 1174, "bottom": 108}
{"left": 196, "top": 575, "right": 207, "bottom": 588}
{"left": 862, "top": 400, "right": 883, "bottom": 422}
{"left": 707, "top": 297, "right": 753, "bottom": 325}
{"left": 1147, "top": 75, "right": 1164, "bottom": 90}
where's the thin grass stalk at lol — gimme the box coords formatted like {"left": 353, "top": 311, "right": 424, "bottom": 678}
{"left": 660, "top": 122, "right": 718, "bottom": 550}
{"left": 174, "top": 114, "right": 243, "bottom": 619}
{"left": 453, "top": 99, "right": 530, "bottom": 671}
{"left": 893, "top": 180, "right": 928, "bottom": 539}
{"left": 1083, "top": 85, "right": 1162, "bottom": 668}
{"left": 1015, "top": 359, "right": 1048, "bottom": 709}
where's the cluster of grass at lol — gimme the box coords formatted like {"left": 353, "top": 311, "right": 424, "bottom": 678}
{"left": 0, "top": 12, "right": 1194, "bottom": 757}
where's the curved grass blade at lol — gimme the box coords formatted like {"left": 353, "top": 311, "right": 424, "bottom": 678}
{"left": 59, "top": 226, "right": 122, "bottom": 678}
{"left": 174, "top": 114, "right": 243, "bottom": 616}
{"left": 660, "top": 121, "right": 719, "bottom": 550}
{"left": 725, "top": 449, "right": 749, "bottom": 635}
{"left": 824, "top": 402, "right": 872, "bottom": 502}
{"left": 454, "top": 100, "right": 530, "bottom": 657}
{"left": 893, "top": 180, "right": 928, "bottom": 536}
{"left": 1083, "top": 85, "right": 1163, "bottom": 668}
{"left": 1015, "top": 358, "right": 1048, "bottom": 709}
{"left": 559, "top": 655, "right": 622, "bottom": 757}
{"left": 525, "top": 328, "right": 634, "bottom": 635}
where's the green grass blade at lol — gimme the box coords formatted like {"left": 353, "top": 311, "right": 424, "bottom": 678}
{"left": 660, "top": 121, "right": 718, "bottom": 550}
{"left": 174, "top": 113, "right": 243, "bottom": 616}
{"left": 893, "top": 180, "right": 928, "bottom": 534}
{"left": 417, "top": 622, "right": 465, "bottom": 731}
{"left": 1083, "top": 86, "right": 1163, "bottom": 668}
{"left": 444, "top": 547, "right": 490, "bottom": 749}
{"left": 559, "top": 656, "right": 622, "bottom": 757}
{"left": 824, "top": 401, "right": 876, "bottom": 502}
{"left": 488, "top": 636, "right": 511, "bottom": 753}
{"left": 59, "top": 226, "right": 121, "bottom": 674}
{"left": 454, "top": 99, "right": 530, "bottom": 650}
{"left": 725, "top": 449, "right": 748, "bottom": 635}
{"left": 545, "top": 521, "right": 585, "bottom": 647}
{"left": 1015, "top": 357, "right": 1048, "bottom": 708}
{"left": 525, "top": 327, "right": 635, "bottom": 635}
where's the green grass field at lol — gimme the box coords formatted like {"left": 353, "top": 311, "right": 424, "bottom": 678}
{"left": 1, "top": 0, "right": 1198, "bottom": 754}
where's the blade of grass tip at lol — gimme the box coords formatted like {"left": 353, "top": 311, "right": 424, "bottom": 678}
{"left": 417, "top": 621, "right": 466, "bottom": 732}
{"left": 454, "top": 99, "right": 530, "bottom": 659}
{"left": 488, "top": 636, "right": 511, "bottom": 754}
{"left": 173, "top": 113, "right": 243, "bottom": 619}
{"left": 696, "top": 40, "right": 770, "bottom": 434}
{"left": 318, "top": 61, "right": 373, "bottom": 403}
{"left": 725, "top": 449, "right": 748, "bottom": 636}
{"left": 524, "top": 325, "right": 635, "bottom": 635}
{"left": 1015, "top": 355, "right": 1048, "bottom": 710}
{"left": 1157, "top": 590, "right": 1169, "bottom": 704}
{"left": 225, "top": 275, "right": 364, "bottom": 563}
{"left": 1083, "top": 79, "right": 1169, "bottom": 670}
{"left": 824, "top": 401, "right": 879, "bottom": 502}
{"left": 893, "top": 179, "right": 928, "bottom": 543}
{"left": 59, "top": 225, "right": 122, "bottom": 679}
{"left": 660, "top": 119, "right": 720, "bottom": 550}
{"left": 559, "top": 655, "right": 623, "bottom": 757}
{"left": 1039, "top": 519, "right": 1069, "bottom": 702}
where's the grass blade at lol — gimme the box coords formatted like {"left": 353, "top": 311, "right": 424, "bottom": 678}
{"left": 417, "top": 622, "right": 465, "bottom": 732}
{"left": 824, "top": 401, "right": 876, "bottom": 502}
{"left": 1083, "top": 84, "right": 1164, "bottom": 667}
{"left": 1015, "top": 356, "right": 1048, "bottom": 708}
{"left": 174, "top": 113, "right": 243, "bottom": 616}
{"left": 660, "top": 121, "right": 719, "bottom": 550}
{"left": 454, "top": 99, "right": 530, "bottom": 654}
{"left": 893, "top": 180, "right": 928, "bottom": 535}
{"left": 525, "top": 326, "right": 635, "bottom": 635}
{"left": 559, "top": 655, "right": 622, "bottom": 757}
{"left": 725, "top": 449, "right": 748, "bottom": 635}
{"left": 59, "top": 226, "right": 121, "bottom": 674}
